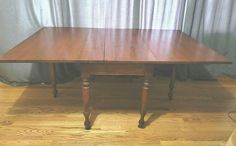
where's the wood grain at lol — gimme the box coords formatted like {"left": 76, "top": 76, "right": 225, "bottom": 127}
{"left": 226, "top": 127, "right": 236, "bottom": 146}
{"left": 0, "top": 77, "right": 236, "bottom": 145}
{"left": 0, "top": 28, "right": 105, "bottom": 63}
{"left": 0, "top": 28, "right": 231, "bottom": 64}
{"left": 105, "top": 29, "right": 230, "bottom": 64}
{"left": 105, "top": 29, "right": 157, "bottom": 63}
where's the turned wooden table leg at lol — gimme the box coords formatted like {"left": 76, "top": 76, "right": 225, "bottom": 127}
{"left": 138, "top": 66, "right": 153, "bottom": 128}
{"left": 168, "top": 65, "right": 176, "bottom": 100}
{"left": 138, "top": 79, "right": 149, "bottom": 128}
{"left": 82, "top": 77, "right": 92, "bottom": 130}
{"left": 49, "top": 63, "right": 57, "bottom": 98}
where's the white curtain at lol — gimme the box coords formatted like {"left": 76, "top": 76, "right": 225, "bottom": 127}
{"left": 40, "top": 0, "right": 186, "bottom": 29}
{"left": 139, "top": 0, "right": 186, "bottom": 29}
{"left": 0, "top": 0, "right": 41, "bottom": 84}
{"left": 0, "top": 0, "right": 235, "bottom": 83}
{"left": 183, "top": 0, "right": 236, "bottom": 79}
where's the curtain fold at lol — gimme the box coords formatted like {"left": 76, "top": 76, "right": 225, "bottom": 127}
{"left": 139, "top": 0, "right": 186, "bottom": 29}
{"left": 0, "top": 0, "right": 235, "bottom": 84}
{"left": 183, "top": 0, "right": 236, "bottom": 79}
{"left": 0, "top": 0, "right": 41, "bottom": 84}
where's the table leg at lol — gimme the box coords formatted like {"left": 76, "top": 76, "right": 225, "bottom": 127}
{"left": 138, "top": 78, "right": 149, "bottom": 128}
{"left": 168, "top": 65, "right": 176, "bottom": 100}
{"left": 49, "top": 63, "right": 57, "bottom": 98}
{"left": 82, "top": 77, "right": 92, "bottom": 130}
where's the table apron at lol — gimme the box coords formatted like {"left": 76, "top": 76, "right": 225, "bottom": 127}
{"left": 80, "top": 63, "right": 154, "bottom": 77}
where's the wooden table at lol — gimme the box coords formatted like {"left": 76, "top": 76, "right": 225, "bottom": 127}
{"left": 0, "top": 27, "right": 230, "bottom": 130}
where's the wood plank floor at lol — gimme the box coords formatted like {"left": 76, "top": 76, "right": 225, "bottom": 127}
{"left": 226, "top": 127, "right": 236, "bottom": 146}
{"left": 0, "top": 76, "right": 236, "bottom": 146}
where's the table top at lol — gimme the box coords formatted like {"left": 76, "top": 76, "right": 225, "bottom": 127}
{"left": 0, "top": 27, "right": 230, "bottom": 64}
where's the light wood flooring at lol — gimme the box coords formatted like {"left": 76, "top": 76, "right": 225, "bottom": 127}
{"left": 0, "top": 76, "right": 236, "bottom": 146}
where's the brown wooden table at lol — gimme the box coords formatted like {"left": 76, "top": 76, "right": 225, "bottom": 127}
{"left": 0, "top": 27, "right": 230, "bottom": 130}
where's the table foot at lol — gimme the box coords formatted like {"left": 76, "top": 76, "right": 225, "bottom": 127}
{"left": 84, "top": 118, "right": 91, "bottom": 130}
{"left": 138, "top": 119, "right": 145, "bottom": 128}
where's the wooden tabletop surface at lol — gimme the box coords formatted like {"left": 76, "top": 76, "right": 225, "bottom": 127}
{"left": 0, "top": 27, "right": 230, "bottom": 64}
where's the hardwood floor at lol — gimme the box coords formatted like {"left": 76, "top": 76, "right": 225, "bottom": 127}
{"left": 226, "top": 127, "right": 236, "bottom": 146}
{"left": 0, "top": 76, "right": 236, "bottom": 146}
